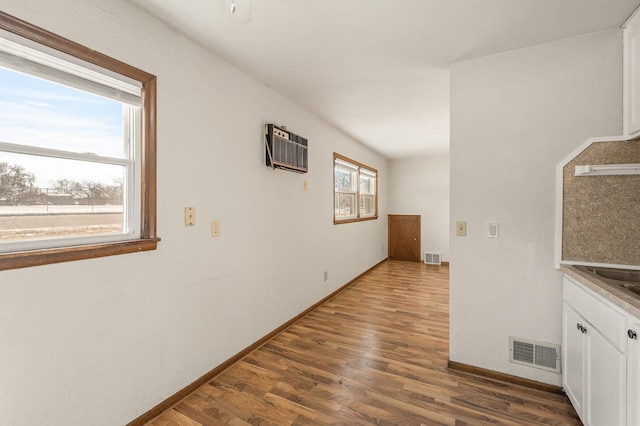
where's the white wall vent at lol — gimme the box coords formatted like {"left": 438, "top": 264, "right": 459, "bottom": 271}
{"left": 509, "top": 337, "right": 561, "bottom": 373}
{"left": 424, "top": 252, "right": 441, "bottom": 265}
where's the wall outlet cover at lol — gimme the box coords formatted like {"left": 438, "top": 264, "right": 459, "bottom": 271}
{"left": 184, "top": 207, "right": 195, "bottom": 226}
{"left": 488, "top": 222, "right": 499, "bottom": 238}
{"left": 456, "top": 221, "right": 467, "bottom": 237}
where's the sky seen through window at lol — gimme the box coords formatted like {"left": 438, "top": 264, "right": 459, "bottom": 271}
{"left": 0, "top": 66, "right": 124, "bottom": 188}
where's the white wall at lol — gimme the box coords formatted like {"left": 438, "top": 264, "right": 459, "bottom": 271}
{"left": 0, "top": 1, "right": 388, "bottom": 424}
{"left": 389, "top": 154, "right": 450, "bottom": 262}
{"left": 450, "top": 30, "right": 622, "bottom": 385}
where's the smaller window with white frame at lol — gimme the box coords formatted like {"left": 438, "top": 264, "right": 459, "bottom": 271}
{"left": 0, "top": 11, "right": 158, "bottom": 271}
{"left": 334, "top": 153, "right": 378, "bottom": 223}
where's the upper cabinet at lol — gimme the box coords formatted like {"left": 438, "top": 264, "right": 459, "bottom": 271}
{"left": 624, "top": 9, "right": 640, "bottom": 136}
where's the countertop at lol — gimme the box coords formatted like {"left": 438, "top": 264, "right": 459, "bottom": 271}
{"left": 561, "top": 265, "right": 640, "bottom": 320}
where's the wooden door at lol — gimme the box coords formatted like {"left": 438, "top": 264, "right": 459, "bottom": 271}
{"left": 388, "top": 214, "right": 420, "bottom": 261}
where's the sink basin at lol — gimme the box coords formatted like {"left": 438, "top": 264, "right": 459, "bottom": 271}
{"left": 575, "top": 266, "right": 640, "bottom": 283}
{"left": 574, "top": 265, "right": 640, "bottom": 297}
{"left": 619, "top": 282, "right": 640, "bottom": 297}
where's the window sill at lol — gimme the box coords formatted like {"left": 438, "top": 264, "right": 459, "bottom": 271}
{"left": 0, "top": 238, "right": 160, "bottom": 271}
{"left": 334, "top": 216, "right": 378, "bottom": 225}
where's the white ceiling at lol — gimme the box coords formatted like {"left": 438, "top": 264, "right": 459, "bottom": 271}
{"left": 129, "top": 0, "right": 640, "bottom": 159}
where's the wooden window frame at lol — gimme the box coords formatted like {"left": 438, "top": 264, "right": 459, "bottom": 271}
{"left": 0, "top": 12, "right": 159, "bottom": 271}
{"left": 333, "top": 153, "right": 378, "bottom": 224}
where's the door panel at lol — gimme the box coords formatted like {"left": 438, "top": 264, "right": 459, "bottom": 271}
{"left": 586, "top": 324, "right": 626, "bottom": 426}
{"left": 628, "top": 320, "right": 640, "bottom": 426}
{"left": 388, "top": 214, "right": 420, "bottom": 261}
{"left": 562, "top": 303, "right": 585, "bottom": 419}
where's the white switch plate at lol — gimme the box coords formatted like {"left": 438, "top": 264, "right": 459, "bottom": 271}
{"left": 456, "top": 221, "right": 467, "bottom": 237}
{"left": 211, "top": 220, "right": 220, "bottom": 237}
{"left": 184, "top": 207, "right": 195, "bottom": 226}
{"left": 488, "top": 222, "right": 499, "bottom": 238}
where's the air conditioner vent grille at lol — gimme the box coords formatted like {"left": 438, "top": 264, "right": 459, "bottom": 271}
{"left": 424, "top": 252, "right": 441, "bottom": 265}
{"left": 509, "top": 337, "right": 560, "bottom": 373}
{"left": 513, "top": 340, "right": 534, "bottom": 364}
{"left": 265, "top": 123, "right": 308, "bottom": 173}
{"left": 535, "top": 345, "right": 558, "bottom": 370}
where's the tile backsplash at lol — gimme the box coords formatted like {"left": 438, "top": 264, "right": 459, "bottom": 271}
{"left": 562, "top": 139, "right": 640, "bottom": 266}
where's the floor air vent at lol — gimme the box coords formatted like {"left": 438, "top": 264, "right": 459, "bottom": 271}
{"left": 509, "top": 337, "right": 561, "bottom": 373}
{"left": 424, "top": 252, "right": 441, "bottom": 265}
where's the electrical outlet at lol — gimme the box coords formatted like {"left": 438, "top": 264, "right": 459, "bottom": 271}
{"left": 184, "top": 207, "right": 195, "bottom": 226}
{"left": 211, "top": 220, "right": 220, "bottom": 237}
{"left": 456, "top": 221, "right": 467, "bottom": 237}
{"left": 323, "top": 271, "right": 328, "bottom": 281}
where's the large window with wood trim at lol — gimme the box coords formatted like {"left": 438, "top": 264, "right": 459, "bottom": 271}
{"left": 334, "top": 153, "right": 378, "bottom": 224}
{"left": 0, "top": 12, "right": 158, "bottom": 271}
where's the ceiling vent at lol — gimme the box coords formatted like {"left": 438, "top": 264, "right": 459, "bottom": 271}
{"left": 509, "top": 337, "right": 561, "bottom": 373}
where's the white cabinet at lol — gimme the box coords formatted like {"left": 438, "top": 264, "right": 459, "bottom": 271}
{"left": 628, "top": 319, "right": 640, "bottom": 426}
{"left": 563, "top": 276, "right": 628, "bottom": 426}
{"left": 563, "top": 303, "right": 585, "bottom": 415}
{"left": 624, "top": 9, "right": 640, "bottom": 136}
{"left": 585, "top": 322, "right": 627, "bottom": 426}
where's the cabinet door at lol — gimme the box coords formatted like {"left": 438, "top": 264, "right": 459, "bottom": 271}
{"left": 628, "top": 320, "right": 640, "bottom": 426}
{"left": 626, "top": 17, "right": 640, "bottom": 135}
{"left": 563, "top": 303, "right": 585, "bottom": 418}
{"left": 586, "top": 324, "right": 626, "bottom": 426}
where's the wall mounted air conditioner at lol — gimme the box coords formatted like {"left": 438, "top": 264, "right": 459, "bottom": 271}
{"left": 265, "top": 123, "right": 308, "bottom": 173}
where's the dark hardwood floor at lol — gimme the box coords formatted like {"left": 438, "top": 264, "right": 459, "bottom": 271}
{"left": 147, "top": 260, "right": 580, "bottom": 425}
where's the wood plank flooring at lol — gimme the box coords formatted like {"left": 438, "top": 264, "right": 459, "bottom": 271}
{"left": 147, "top": 260, "right": 581, "bottom": 425}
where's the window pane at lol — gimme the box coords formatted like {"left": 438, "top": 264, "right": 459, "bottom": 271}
{"left": 360, "top": 174, "right": 376, "bottom": 195}
{"left": 335, "top": 192, "right": 356, "bottom": 217}
{"left": 335, "top": 165, "right": 357, "bottom": 192}
{"left": 0, "top": 67, "right": 126, "bottom": 158}
{"left": 333, "top": 154, "right": 377, "bottom": 223}
{"left": 0, "top": 152, "right": 126, "bottom": 246}
{"left": 360, "top": 194, "right": 375, "bottom": 216}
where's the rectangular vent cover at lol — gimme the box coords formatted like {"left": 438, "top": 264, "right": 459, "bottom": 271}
{"left": 265, "top": 123, "right": 308, "bottom": 173}
{"left": 509, "top": 337, "right": 560, "bottom": 373}
{"left": 424, "top": 252, "right": 441, "bottom": 265}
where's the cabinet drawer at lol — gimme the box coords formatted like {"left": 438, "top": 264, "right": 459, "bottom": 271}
{"left": 563, "top": 276, "right": 627, "bottom": 352}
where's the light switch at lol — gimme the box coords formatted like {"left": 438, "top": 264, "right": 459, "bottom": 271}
{"left": 211, "top": 220, "right": 220, "bottom": 237}
{"left": 456, "top": 221, "right": 467, "bottom": 237}
{"left": 488, "top": 222, "right": 499, "bottom": 238}
{"left": 184, "top": 207, "right": 195, "bottom": 226}
{"left": 304, "top": 180, "right": 308, "bottom": 191}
